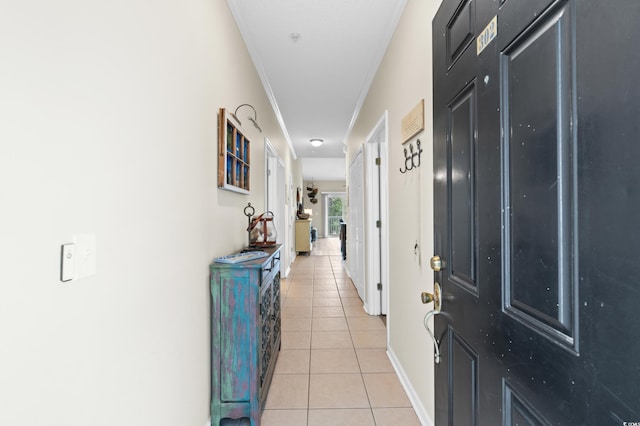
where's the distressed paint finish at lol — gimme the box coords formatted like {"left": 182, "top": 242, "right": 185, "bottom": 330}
{"left": 221, "top": 271, "right": 253, "bottom": 401}
{"left": 210, "top": 246, "right": 281, "bottom": 426}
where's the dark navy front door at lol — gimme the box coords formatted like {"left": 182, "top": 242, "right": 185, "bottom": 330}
{"left": 433, "top": 0, "right": 640, "bottom": 424}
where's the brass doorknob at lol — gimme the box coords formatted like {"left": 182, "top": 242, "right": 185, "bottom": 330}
{"left": 421, "top": 282, "right": 442, "bottom": 312}
{"left": 430, "top": 255, "right": 445, "bottom": 272}
{"left": 421, "top": 292, "right": 436, "bottom": 304}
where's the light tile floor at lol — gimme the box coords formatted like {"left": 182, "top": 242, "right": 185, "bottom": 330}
{"left": 260, "top": 238, "right": 421, "bottom": 426}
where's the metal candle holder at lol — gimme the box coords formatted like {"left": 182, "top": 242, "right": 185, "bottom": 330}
{"left": 244, "top": 203, "right": 256, "bottom": 248}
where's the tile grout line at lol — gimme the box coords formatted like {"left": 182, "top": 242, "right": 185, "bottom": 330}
{"left": 279, "top": 248, "right": 381, "bottom": 424}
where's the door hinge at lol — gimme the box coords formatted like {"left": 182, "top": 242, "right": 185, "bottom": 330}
{"left": 376, "top": 220, "right": 381, "bottom": 228}
{"left": 375, "top": 157, "right": 381, "bottom": 166}
{"left": 377, "top": 283, "right": 382, "bottom": 290}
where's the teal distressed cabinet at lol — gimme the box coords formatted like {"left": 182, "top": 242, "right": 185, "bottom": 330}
{"left": 210, "top": 246, "right": 281, "bottom": 426}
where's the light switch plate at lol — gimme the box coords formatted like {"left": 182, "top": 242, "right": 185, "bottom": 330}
{"left": 61, "top": 244, "right": 76, "bottom": 282}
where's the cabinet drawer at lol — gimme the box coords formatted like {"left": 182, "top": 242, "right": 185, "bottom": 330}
{"left": 261, "top": 255, "right": 280, "bottom": 284}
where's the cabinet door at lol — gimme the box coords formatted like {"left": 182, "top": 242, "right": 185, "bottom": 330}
{"left": 271, "top": 272, "right": 281, "bottom": 350}
{"left": 295, "top": 221, "right": 311, "bottom": 252}
{"left": 261, "top": 280, "right": 274, "bottom": 388}
{"left": 220, "top": 271, "right": 253, "bottom": 402}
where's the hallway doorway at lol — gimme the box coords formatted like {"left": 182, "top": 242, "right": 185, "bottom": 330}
{"left": 364, "top": 112, "right": 389, "bottom": 316}
{"left": 324, "top": 194, "right": 345, "bottom": 238}
{"left": 265, "top": 139, "right": 290, "bottom": 275}
{"left": 347, "top": 148, "right": 365, "bottom": 302}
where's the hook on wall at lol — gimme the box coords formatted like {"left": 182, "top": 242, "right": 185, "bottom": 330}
{"left": 399, "top": 139, "right": 423, "bottom": 173}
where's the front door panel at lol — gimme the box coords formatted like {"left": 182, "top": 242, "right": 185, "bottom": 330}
{"left": 449, "top": 82, "right": 478, "bottom": 293}
{"left": 501, "top": 0, "right": 578, "bottom": 351}
{"left": 449, "top": 328, "right": 478, "bottom": 425}
{"left": 433, "top": 0, "right": 640, "bottom": 424}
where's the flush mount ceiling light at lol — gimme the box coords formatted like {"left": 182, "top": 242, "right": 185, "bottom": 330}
{"left": 310, "top": 138, "right": 323, "bottom": 147}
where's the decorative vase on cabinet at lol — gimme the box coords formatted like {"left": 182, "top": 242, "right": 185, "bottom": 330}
{"left": 210, "top": 245, "right": 281, "bottom": 426}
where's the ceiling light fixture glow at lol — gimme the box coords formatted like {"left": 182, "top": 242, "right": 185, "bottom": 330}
{"left": 310, "top": 139, "right": 323, "bottom": 147}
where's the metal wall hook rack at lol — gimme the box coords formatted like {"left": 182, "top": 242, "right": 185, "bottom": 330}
{"left": 399, "top": 139, "right": 423, "bottom": 173}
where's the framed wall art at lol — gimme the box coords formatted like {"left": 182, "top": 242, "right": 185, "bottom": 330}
{"left": 218, "top": 108, "right": 250, "bottom": 194}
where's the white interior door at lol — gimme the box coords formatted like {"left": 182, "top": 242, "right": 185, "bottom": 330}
{"left": 364, "top": 111, "right": 389, "bottom": 315}
{"left": 265, "top": 139, "right": 289, "bottom": 274}
{"left": 348, "top": 148, "right": 365, "bottom": 300}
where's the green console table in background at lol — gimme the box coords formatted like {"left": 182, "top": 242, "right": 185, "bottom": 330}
{"left": 210, "top": 245, "right": 282, "bottom": 426}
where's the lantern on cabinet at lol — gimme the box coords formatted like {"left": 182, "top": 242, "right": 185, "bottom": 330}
{"left": 248, "top": 211, "right": 278, "bottom": 247}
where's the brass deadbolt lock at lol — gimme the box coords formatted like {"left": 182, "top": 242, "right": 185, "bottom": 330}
{"left": 430, "top": 255, "right": 445, "bottom": 272}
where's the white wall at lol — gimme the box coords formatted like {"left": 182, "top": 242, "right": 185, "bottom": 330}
{"left": 0, "top": 1, "right": 300, "bottom": 425}
{"left": 346, "top": 0, "right": 441, "bottom": 423}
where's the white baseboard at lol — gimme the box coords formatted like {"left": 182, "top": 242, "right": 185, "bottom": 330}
{"left": 387, "top": 346, "right": 434, "bottom": 426}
